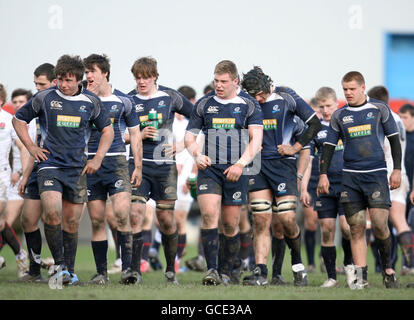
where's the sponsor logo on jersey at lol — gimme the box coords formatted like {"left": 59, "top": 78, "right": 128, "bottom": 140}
{"left": 0, "top": 122, "right": 5, "bottom": 129}
{"left": 342, "top": 115, "right": 354, "bottom": 124}
{"left": 272, "top": 105, "right": 280, "bottom": 113}
{"left": 212, "top": 118, "right": 235, "bottom": 129}
{"left": 135, "top": 104, "right": 144, "bottom": 113}
{"left": 317, "top": 130, "right": 327, "bottom": 139}
{"left": 50, "top": 100, "right": 63, "bottom": 110}
{"left": 348, "top": 124, "right": 371, "bottom": 138}
{"left": 366, "top": 112, "right": 375, "bottom": 120}
{"left": 79, "top": 105, "right": 87, "bottom": 112}
{"left": 57, "top": 115, "right": 81, "bottom": 128}
{"left": 110, "top": 105, "right": 118, "bottom": 112}
{"left": 139, "top": 114, "right": 162, "bottom": 126}
{"left": 158, "top": 100, "right": 167, "bottom": 108}
{"left": 233, "top": 107, "right": 241, "bottom": 114}
{"left": 207, "top": 106, "right": 219, "bottom": 114}
{"left": 44, "top": 180, "right": 54, "bottom": 186}
{"left": 232, "top": 191, "right": 242, "bottom": 201}
{"left": 263, "top": 119, "right": 277, "bottom": 130}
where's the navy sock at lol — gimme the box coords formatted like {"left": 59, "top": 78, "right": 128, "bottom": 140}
{"left": 239, "top": 231, "right": 252, "bottom": 260}
{"left": 110, "top": 226, "right": 120, "bottom": 260}
{"left": 362, "top": 265, "right": 368, "bottom": 281}
{"left": 177, "top": 233, "right": 186, "bottom": 259}
{"left": 304, "top": 229, "right": 316, "bottom": 266}
{"left": 285, "top": 231, "right": 302, "bottom": 266}
{"left": 117, "top": 231, "right": 132, "bottom": 271}
{"left": 272, "top": 236, "right": 286, "bottom": 276}
{"left": 141, "top": 230, "right": 152, "bottom": 261}
{"left": 2, "top": 223, "right": 21, "bottom": 255}
{"left": 398, "top": 231, "right": 414, "bottom": 268}
{"left": 218, "top": 233, "right": 224, "bottom": 272}
{"left": 131, "top": 232, "right": 143, "bottom": 272}
{"left": 24, "top": 229, "right": 42, "bottom": 276}
{"left": 162, "top": 230, "right": 178, "bottom": 273}
{"left": 44, "top": 223, "right": 64, "bottom": 266}
{"left": 321, "top": 246, "right": 336, "bottom": 280}
{"left": 218, "top": 234, "right": 240, "bottom": 276}
{"left": 201, "top": 228, "right": 219, "bottom": 270}
{"left": 341, "top": 237, "right": 353, "bottom": 266}
{"left": 91, "top": 240, "right": 108, "bottom": 275}
{"left": 375, "top": 235, "right": 392, "bottom": 271}
{"left": 197, "top": 234, "right": 204, "bottom": 257}
{"left": 63, "top": 230, "right": 78, "bottom": 274}
{"left": 257, "top": 263, "right": 268, "bottom": 276}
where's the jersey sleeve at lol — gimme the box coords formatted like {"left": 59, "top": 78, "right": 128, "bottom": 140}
{"left": 245, "top": 98, "right": 263, "bottom": 126}
{"left": 164, "top": 88, "right": 194, "bottom": 119}
{"left": 186, "top": 97, "right": 207, "bottom": 135}
{"left": 14, "top": 96, "right": 41, "bottom": 124}
{"left": 376, "top": 102, "right": 399, "bottom": 137}
{"left": 120, "top": 96, "right": 140, "bottom": 129}
{"left": 325, "top": 116, "right": 340, "bottom": 147}
{"left": 278, "top": 87, "right": 316, "bottom": 124}
{"left": 89, "top": 96, "right": 112, "bottom": 131}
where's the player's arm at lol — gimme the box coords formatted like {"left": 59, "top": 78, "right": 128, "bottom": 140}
{"left": 297, "top": 147, "right": 310, "bottom": 191}
{"left": 18, "top": 154, "right": 35, "bottom": 198}
{"left": 224, "top": 124, "right": 263, "bottom": 182}
{"left": 12, "top": 117, "right": 49, "bottom": 162}
{"left": 82, "top": 124, "right": 114, "bottom": 175}
{"left": 128, "top": 126, "right": 142, "bottom": 187}
{"left": 278, "top": 115, "right": 322, "bottom": 156}
{"left": 387, "top": 133, "right": 402, "bottom": 190}
{"left": 301, "top": 155, "right": 313, "bottom": 207}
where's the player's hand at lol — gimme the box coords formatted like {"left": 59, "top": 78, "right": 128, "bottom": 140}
{"left": 389, "top": 169, "right": 401, "bottom": 190}
{"left": 81, "top": 157, "right": 103, "bottom": 176}
{"left": 130, "top": 167, "right": 142, "bottom": 188}
{"left": 277, "top": 144, "right": 297, "bottom": 156}
{"left": 141, "top": 126, "right": 158, "bottom": 140}
{"left": 224, "top": 164, "right": 243, "bottom": 182}
{"left": 182, "top": 182, "right": 189, "bottom": 194}
{"left": 28, "top": 145, "right": 49, "bottom": 162}
{"left": 195, "top": 154, "right": 211, "bottom": 170}
{"left": 301, "top": 190, "right": 312, "bottom": 208}
{"left": 11, "top": 172, "right": 20, "bottom": 186}
{"left": 18, "top": 176, "right": 29, "bottom": 198}
{"left": 163, "top": 143, "right": 176, "bottom": 158}
{"left": 317, "top": 174, "right": 330, "bottom": 195}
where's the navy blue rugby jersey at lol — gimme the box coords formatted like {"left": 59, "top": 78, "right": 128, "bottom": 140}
{"left": 310, "top": 120, "right": 343, "bottom": 184}
{"left": 259, "top": 87, "right": 316, "bottom": 160}
{"left": 128, "top": 85, "right": 193, "bottom": 161}
{"left": 88, "top": 88, "right": 139, "bottom": 155}
{"left": 325, "top": 97, "right": 399, "bottom": 172}
{"left": 186, "top": 92, "right": 263, "bottom": 165}
{"left": 15, "top": 85, "right": 111, "bottom": 169}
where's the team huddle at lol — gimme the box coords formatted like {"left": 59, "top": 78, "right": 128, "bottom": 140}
{"left": 1, "top": 53, "right": 414, "bottom": 290}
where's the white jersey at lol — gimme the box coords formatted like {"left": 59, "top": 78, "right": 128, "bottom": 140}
{"left": 0, "top": 109, "right": 18, "bottom": 170}
{"left": 383, "top": 111, "right": 407, "bottom": 176}
{"left": 10, "top": 118, "right": 36, "bottom": 173}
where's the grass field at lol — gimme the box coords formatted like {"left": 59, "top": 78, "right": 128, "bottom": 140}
{"left": 1, "top": 243, "right": 414, "bottom": 301}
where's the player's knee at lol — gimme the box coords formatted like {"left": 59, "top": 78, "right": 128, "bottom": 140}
{"left": 276, "top": 199, "right": 297, "bottom": 215}
{"left": 371, "top": 223, "right": 390, "bottom": 239}
{"left": 116, "top": 215, "right": 129, "bottom": 229}
{"left": 321, "top": 228, "right": 333, "bottom": 244}
{"left": 90, "top": 216, "right": 105, "bottom": 233}
{"left": 156, "top": 202, "right": 175, "bottom": 211}
{"left": 250, "top": 199, "right": 272, "bottom": 215}
{"left": 222, "top": 222, "right": 237, "bottom": 236}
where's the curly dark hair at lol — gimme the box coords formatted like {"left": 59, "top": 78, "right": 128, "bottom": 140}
{"left": 54, "top": 55, "right": 84, "bottom": 81}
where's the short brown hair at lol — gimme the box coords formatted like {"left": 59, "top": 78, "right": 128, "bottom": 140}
{"left": 0, "top": 83, "right": 6, "bottom": 107}
{"left": 131, "top": 57, "right": 159, "bottom": 80}
{"left": 315, "top": 87, "right": 337, "bottom": 102}
{"left": 54, "top": 55, "right": 84, "bottom": 81}
{"left": 83, "top": 54, "right": 111, "bottom": 81}
{"left": 342, "top": 71, "right": 365, "bottom": 85}
{"left": 214, "top": 60, "right": 238, "bottom": 80}
{"left": 367, "top": 85, "right": 389, "bottom": 104}
{"left": 11, "top": 88, "right": 32, "bottom": 101}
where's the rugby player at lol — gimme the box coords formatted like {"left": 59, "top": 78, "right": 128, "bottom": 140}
{"left": 83, "top": 54, "right": 142, "bottom": 285}
{"left": 302, "top": 87, "right": 352, "bottom": 288}
{"left": 185, "top": 60, "right": 263, "bottom": 285}
{"left": 13, "top": 54, "right": 114, "bottom": 285}
{"left": 128, "top": 57, "right": 194, "bottom": 284}
{"left": 240, "top": 66, "right": 321, "bottom": 286}
{"left": 318, "top": 71, "right": 401, "bottom": 289}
